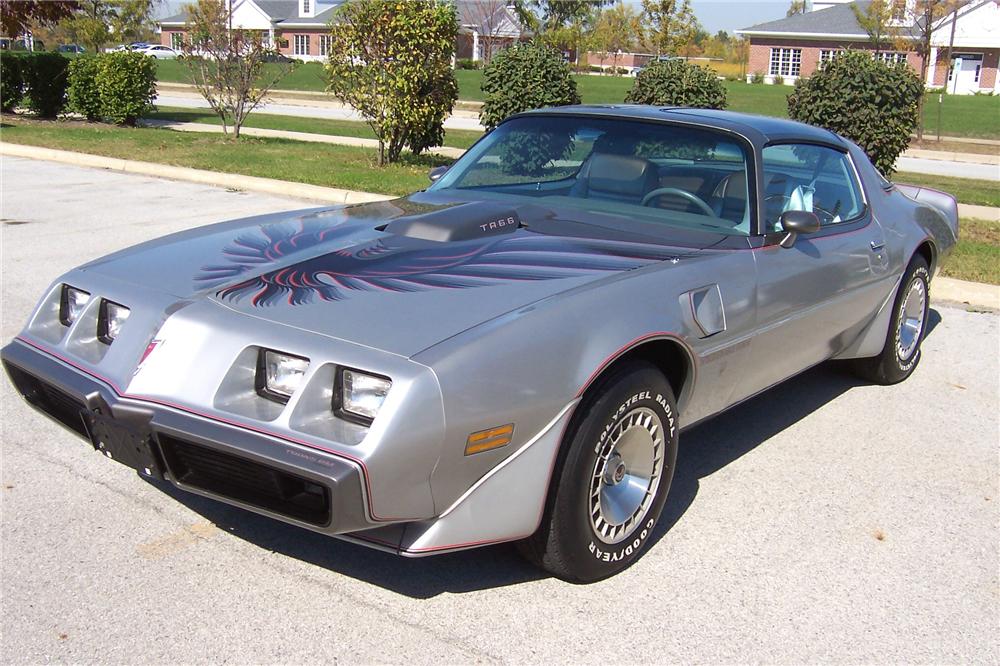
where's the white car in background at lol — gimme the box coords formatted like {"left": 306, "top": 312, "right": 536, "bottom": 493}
{"left": 139, "top": 45, "right": 178, "bottom": 59}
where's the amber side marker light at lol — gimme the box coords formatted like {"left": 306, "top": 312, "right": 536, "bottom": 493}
{"left": 465, "top": 424, "right": 515, "bottom": 456}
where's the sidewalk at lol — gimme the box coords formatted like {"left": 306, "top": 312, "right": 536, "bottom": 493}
{"left": 142, "top": 118, "right": 466, "bottom": 159}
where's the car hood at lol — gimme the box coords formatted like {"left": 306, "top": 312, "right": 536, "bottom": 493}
{"left": 81, "top": 192, "right": 725, "bottom": 357}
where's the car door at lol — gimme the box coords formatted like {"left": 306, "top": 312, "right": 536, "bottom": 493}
{"left": 735, "top": 142, "right": 893, "bottom": 400}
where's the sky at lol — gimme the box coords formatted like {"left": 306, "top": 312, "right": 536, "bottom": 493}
{"left": 156, "top": 1, "right": 793, "bottom": 35}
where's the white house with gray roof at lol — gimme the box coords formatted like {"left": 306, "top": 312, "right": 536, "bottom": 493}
{"left": 736, "top": 0, "right": 999, "bottom": 94}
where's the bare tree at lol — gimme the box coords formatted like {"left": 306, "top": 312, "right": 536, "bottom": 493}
{"left": 911, "top": 0, "right": 962, "bottom": 139}
{"left": 461, "top": 0, "right": 519, "bottom": 64}
{"left": 180, "top": 0, "right": 295, "bottom": 139}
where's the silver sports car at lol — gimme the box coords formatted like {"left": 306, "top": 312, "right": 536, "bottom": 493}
{"left": 3, "top": 107, "right": 959, "bottom": 582}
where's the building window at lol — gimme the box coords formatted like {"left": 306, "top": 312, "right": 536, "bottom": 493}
{"left": 302, "top": 0, "right": 310, "bottom": 13}
{"left": 294, "top": 34, "right": 309, "bottom": 55}
{"left": 319, "top": 34, "right": 331, "bottom": 56}
{"left": 874, "top": 51, "right": 907, "bottom": 65}
{"left": 819, "top": 49, "right": 841, "bottom": 67}
{"left": 170, "top": 32, "right": 183, "bottom": 50}
{"left": 769, "top": 48, "right": 801, "bottom": 77}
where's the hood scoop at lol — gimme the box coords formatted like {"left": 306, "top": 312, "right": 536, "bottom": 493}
{"left": 382, "top": 201, "right": 523, "bottom": 242}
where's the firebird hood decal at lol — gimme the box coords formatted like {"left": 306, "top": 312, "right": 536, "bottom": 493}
{"left": 197, "top": 221, "right": 683, "bottom": 307}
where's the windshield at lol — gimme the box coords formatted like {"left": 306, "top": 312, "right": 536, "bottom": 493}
{"left": 430, "top": 115, "right": 752, "bottom": 236}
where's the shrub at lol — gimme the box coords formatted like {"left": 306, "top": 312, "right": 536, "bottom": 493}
{"left": 787, "top": 49, "right": 923, "bottom": 175}
{"left": 750, "top": 71, "right": 765, "bottom": 84}
{"left": 327, "top": 0, "right": 458, "bottom": 164}
{"left": 67, "top": 55, "right": 103, "bottom": 120}
{"left": 95, "top": 51, "right": 157, "bottom": 125}
{"left": 22, "top": 52, "right": 69, "bottom": 117}
{"left": 480, "top": 42, "right": 580, "bottom": 130}
{"left": 456, "top": 58, "right": 480, "bottom": 70}
{"left": 0, "top": 52, "right": 25, "bottom": 112}
{"left": 624, "top": 58, "right": 726, "bottom": 109}
{"left": 772, "top": 75, "right": 785, "bottom": 86}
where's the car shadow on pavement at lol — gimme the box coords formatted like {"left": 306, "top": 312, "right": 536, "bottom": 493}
{"left": 151, "top": 310, "right": 942, "bottom": 597}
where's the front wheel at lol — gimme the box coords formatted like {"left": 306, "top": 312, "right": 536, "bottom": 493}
{"left": 852, "top": 255, "right": 930, "bottom": 384}
{"left": 518, "top": 361, "right": 679, "bottom": 582}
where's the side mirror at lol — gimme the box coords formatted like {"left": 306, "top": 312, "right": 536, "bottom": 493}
{"left": 428, "top": 165, "right": 449, "bottom": 183}
{"left": 778, "top": 210, "right": 821, "bottom": 248}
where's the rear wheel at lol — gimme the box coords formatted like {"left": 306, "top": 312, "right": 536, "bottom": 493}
{"left": 518, "top": 360, "right": 679, "bottom": 582}
{"left": 852, "top": 255, "right": 930, "bottom": 385}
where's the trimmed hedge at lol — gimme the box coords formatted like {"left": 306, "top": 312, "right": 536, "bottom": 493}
{"left": 480, "top": 42, "right": 581, "bottom": 130}
{"left": 95, "top": 51, "right": 157, "bottom": 125}
{"left": 787, "top": 50, "right": 923, "bottom": 175}
{"left": 23, "top": 52, "right": 69, "bottom": 118}
{"left": 624, "top": 59, "right": 726, "bottom": 109}
{"left": 67, "top": 55, "right": 103, "bottom": 121}
{"left": 0, "top": 52, "right": 26, "bottom": 112}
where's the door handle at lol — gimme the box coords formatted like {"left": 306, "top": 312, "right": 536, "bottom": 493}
{"left": 870, "top": 240, "right": 886, "bottom": 251}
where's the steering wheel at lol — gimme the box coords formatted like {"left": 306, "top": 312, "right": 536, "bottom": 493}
{"left": 641, "top": 187, "right": 717, "bottom": 217}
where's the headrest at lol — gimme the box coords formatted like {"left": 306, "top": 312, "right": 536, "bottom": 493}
{"left": 587, "top": 154, "right": 658, "bottom": 197}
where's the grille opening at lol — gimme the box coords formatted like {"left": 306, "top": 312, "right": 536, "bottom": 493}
{"left": 4, "top": 363, "right": 90, "bottom": 436}
{"left": 158, "top": 435, "right": 331, "bottom": 526}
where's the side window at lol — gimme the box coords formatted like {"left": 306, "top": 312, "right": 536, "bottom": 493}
{"left": 761, "top": 144, "right": 865, "bottom": 231}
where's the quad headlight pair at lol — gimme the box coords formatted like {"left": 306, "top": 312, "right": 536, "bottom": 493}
{"left": 59, "top": 284, "right": 130, "bottom": 345}
{"left": 256, "top": 349, "right": 391, "bottom": 425}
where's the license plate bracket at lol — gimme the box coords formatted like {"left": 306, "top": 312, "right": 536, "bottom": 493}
{"left": 84, "top": 413, "right": 163, "bottom": 479}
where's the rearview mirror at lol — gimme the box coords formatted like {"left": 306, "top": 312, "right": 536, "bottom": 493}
{"left": 428, "top": 165, "right": 449, "bottom": 183}
{"left": 778, "top": 210, "right": 821, "bottom": 248}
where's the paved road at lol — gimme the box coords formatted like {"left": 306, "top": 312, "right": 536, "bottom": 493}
{"left": 156, "top": 93, "right": 1000, "bottom": 180}
{"left": 2, "top": 158, "right": 998, "bottom": 664}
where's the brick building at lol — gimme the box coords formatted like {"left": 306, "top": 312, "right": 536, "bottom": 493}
{"left": 736, "top": 0, "right": 999, "bottom": 94}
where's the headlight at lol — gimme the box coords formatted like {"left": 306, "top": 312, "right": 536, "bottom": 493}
{"left": 256, "top": 349, "right": 309, "bottom": 404}
{"left": 98, "top": 300, "right": 130, "bottom": 344}
{"left": 59, "top": 285, "right": 91, "bottom": 326}
{"left": 337, "top": 368, "right": 391, "bottom": 424}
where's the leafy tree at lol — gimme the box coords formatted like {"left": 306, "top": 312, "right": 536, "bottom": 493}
{"left": 787, "top": 50, "right": 923, "bottom": 175}
{"left": 0, "top": 1, "right": 79, "bottom": 37}
{"left": 326, "top": 0, "right": 458, "bottom": 165}
{"left": 786, "top": 0, "right": 807, "bottom": 17}
{"left": 61, "top": 0, "right": 158, "bottom": 52}
{"left": 641, "top": 0, "right": 698, "bottom": 57}
{"left": 589, "top": 2, "right": 643, "bottom": 74}
{"left": 533, "top": 0, "right": 611, "bottom": 29}
{"left": 480, "top": 42, "right": 580, "bottom": 129}
{"left": 625, "top": 58, "right": 726, "bottom": 108}
{"left": 852, "top": 0, "right": 904, "bottom": 56}
{"left": 181, "top": 0, "right": 295, "bottom": 139}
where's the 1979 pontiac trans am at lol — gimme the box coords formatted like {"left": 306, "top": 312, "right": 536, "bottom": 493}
{"left": 3, "top": 107, "right": 959, "bottom": 581}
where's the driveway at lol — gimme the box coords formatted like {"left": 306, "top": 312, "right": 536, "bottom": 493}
{"left": 2, "top": 158, "right": 997, "bottom": 664}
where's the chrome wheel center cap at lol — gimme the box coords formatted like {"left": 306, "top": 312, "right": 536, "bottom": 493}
{"left": 604, "top": 455, "right": 627, "bottom": 486}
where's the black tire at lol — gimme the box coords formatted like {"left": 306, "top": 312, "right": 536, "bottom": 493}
{"left": 518, "top": 360, "right": 679, "bottom": 582}
{"left": 852, "top": 255, "right": 931, "bottom": 385}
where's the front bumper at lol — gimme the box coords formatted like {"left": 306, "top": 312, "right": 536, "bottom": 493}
{"left": 2, "top": 338, "right": 375, "bottom": 537}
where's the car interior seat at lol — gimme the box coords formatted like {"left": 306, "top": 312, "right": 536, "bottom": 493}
{"left": 570, "top": 153, "right": 660, "bottom": 205}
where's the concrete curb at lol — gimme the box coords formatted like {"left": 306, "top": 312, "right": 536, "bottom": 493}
{"left": 933, "top": 275, "right": 1000, "bottom": 311}
{"left": 904, "top": 147, "right": 1000, "bottom": 166}
{"left": 141, "top": 119, "right": 467, "bottom": 159}
{"left": 0, "top": 142, "right": 394, "bottom": 205}
{"left": 3, "top": 141, "right": 997, "bottom": 310}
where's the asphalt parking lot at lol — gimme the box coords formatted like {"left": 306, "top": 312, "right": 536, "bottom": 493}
{"left": 2, "top": 157, "right": 998, "bottom": 664}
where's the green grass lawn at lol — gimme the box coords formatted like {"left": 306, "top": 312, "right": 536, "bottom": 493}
{"left": 941, "top": 218, "right": 999, "bottom": 285}
{"left": 157, "top": 60, "right": 999, "bottom": 138}
{"left": 147, "top": 106, "right": 484, "bottom": 149}
{"left": 0, "top": 117, "right": 445, "bottom": 195}
{"left": 894, "top": 171, "right": 1000, "bottom": 208}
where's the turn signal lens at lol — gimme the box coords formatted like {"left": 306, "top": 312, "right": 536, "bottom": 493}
{"left": 59, "top": 285, "right": 91, "bottom": 326}
{"left": 98, "top": 300, "right": 130, "bottom": 344}
{"left": 257, "top": 349, "right": 309, "bottom": 404}
{"left": 465, "top": 424, "right": 514, "bottom": 456}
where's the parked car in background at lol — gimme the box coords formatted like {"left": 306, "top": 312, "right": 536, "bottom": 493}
{"left": 56, "top": 44, "right": 86, "bottom": 54}
{"left": 262, "top": 52, "right": 294, "bottom": 63}
{"left": 139, "top": 45, "right": 178, "bottom": 59}
{"left": 1, "top": 107, "right": 959, "bottom": 583}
